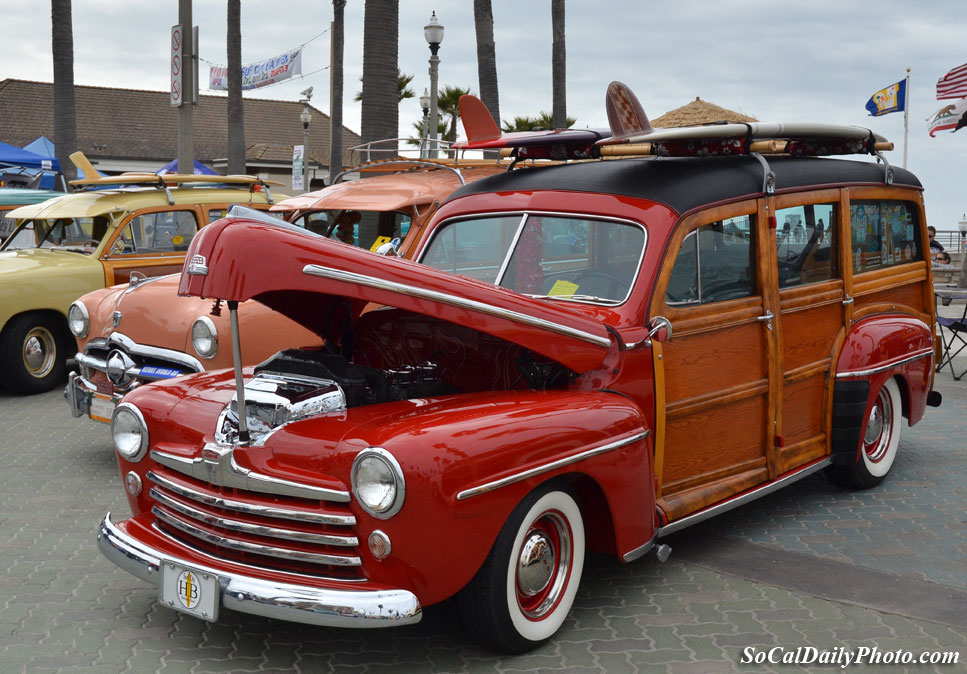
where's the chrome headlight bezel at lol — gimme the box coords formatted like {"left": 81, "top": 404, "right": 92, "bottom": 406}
{"left": 111, "top": 402, "right": 149, "bottom": 462}
{"left": 68, "top": 301, "right": 90, "bottom": 338}
{"left": 351, "top": 447, "right": 405, "bottom": 519}
{"left": 191, "top": 315, "right": 218, "bottom": 359}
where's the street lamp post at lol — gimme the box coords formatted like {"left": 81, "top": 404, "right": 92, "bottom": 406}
{"left": 419, "top": 89, "right": 431, "bottom": 158}
{"left": 300, "top": 89, "right": 313, "bottom": 191}
{"left": 959, "top": 214, "right": 967, "bottom": 253}
{"left": 424, "top": 11, "right": 444, "bottom": 159}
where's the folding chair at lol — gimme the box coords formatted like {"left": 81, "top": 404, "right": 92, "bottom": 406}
{"left": 936, "top": 313, "right": 967, "bottom": 380}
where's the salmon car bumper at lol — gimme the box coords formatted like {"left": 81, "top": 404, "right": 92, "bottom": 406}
{"left": 97, "top": 514, "right": 423, "bottom": 628}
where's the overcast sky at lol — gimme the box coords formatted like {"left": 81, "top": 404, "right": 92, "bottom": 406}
{"left": 7, "top": 1, "right": 967, "bottom": 231}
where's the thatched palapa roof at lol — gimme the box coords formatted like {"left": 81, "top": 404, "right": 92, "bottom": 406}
{"left": 652, "top": 97, "right": 757, "bottom": 128}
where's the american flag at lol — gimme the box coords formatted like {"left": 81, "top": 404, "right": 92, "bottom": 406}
{"left": 936, "top": 63, "right": 967, "bottom": 100}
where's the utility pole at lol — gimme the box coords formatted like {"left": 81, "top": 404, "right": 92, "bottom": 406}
{"left": 176, "top": 0, "right": 195, "bottom": 174}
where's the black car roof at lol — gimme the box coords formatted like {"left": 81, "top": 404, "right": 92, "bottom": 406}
{"left": 447, "top": 156, "right": 922, "bottom": 215}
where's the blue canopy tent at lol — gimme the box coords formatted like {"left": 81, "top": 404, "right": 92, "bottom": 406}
{"left": 156, "top": 158, "right": 217, "bottom": 175}
{"left": 0, "top": 139, "right": 63, "bottom": 190}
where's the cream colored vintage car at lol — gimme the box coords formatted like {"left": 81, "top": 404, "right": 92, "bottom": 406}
{"left": 66, "top": 162, "right": 505, "bottom": 423}
{"left": 0, "top": 164, "right": 282, "bottom": 394}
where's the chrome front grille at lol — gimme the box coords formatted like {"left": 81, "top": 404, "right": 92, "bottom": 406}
{"left": 79, "top": 332, "right": 204, "bottom": 390}
{"left": 147, "top": 468, "right": 363, "bottom": 576}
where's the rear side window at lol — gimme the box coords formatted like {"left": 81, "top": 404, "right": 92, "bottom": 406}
{"left": 850, "top": 200, "right": 922, "bottom": 273}
{"left": 775, "top": 203, "right": 838, "bottom": 287}
{"left": 116, "top": 210, "right": 199, "bottom": 254}
{"left": 666, "top": 215, "right": 755, "bottom": 305}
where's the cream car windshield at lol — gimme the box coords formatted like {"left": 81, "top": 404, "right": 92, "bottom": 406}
{"left": 420, "top": 213, "right": 646, "bottom": 305}
{"left": 2, "top": 215, "right": 110, "bottom": 254}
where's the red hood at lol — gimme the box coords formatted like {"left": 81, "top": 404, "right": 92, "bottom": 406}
{"left": 178, "top": 217, "right": 615, "bottom": 372}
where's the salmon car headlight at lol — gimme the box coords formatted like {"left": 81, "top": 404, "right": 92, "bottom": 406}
{"left": 191, "top": 316, "right": 218, "bottom": 359}
{"left": 112, "top": 403, "right": 148, "bottom": 462}
{"left": 68, "top": 301, "right": 89, "bottom": 338}
{"left": 351, "top": 448, "right": 405, "bottom": 519}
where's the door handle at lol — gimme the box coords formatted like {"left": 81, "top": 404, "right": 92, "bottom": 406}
{"left": 757, "top": 311, "right": 775, "bottom": 331}
{"left": 842, "top": 295, "right": 854, "bottom": 306}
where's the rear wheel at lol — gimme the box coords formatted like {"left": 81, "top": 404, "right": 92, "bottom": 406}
{"left": 0, "top": 314, "right": 68, "bottom": 394}
{"left": 827, "top": 377, "right": 902, "bottom": 489}
{"left": 458, "top": 485, "right": 585, "bottom": 653}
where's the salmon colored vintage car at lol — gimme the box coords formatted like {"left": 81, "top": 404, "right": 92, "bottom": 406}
{"left": 97, "top": 90, "right": 942, "bottom": 653}
{"left": 65, "top": 163, "right": 505, "bottom": 423}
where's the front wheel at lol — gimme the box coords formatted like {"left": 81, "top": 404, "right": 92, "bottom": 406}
{"left": 0, "top": 314, "right": 68, "bottom": 394}
{"left": 826, "top": 377, "right": 902, "bottom": 489}
{"left": 458, "top": 485, "right": 585, "bottom": 653}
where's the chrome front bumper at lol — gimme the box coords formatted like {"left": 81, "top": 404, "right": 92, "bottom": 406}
{"left": 97, "top": 513, "right": 422, "bottom": 628}
{"left": 65, "top": 371, "right": 94, "bottom": 418}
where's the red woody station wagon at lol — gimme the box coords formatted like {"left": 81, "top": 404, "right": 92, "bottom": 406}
{"left": 97, "top": 92, "right": 941, "bottom": 652}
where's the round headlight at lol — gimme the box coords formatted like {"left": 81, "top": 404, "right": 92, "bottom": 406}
{"left": 68, "top": 301, "right": 90, "bottom": 338}
{"left": 112, "top": 403, "right": 148, "bottom": 462}
{"left": 191, "top": 316, "right": 218, "bottom": 359}
{"left": 351, "top": 448, "right": 405, "bottom": 519}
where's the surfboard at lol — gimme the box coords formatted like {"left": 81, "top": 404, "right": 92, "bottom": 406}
{"left": 69, "top": 172, "right": 280, "bottom": 188}
{"left": 455, "top": 95, "right": 611, "bottom": 159}
{"left": 598, "top": 81, "right": 890, "bottom": 155}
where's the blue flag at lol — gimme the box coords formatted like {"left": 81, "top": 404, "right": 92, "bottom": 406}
{"left": 866, "top": 80, "right": 906, "bottom": 116}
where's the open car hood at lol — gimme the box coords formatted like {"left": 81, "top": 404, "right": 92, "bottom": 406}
{"left": 178, "top": 217, "right": 615, "bottom": 373}
{"left": 270, "top": 166, "right": 501, "bottom": 214}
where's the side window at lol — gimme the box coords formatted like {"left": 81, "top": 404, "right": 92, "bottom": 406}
{"left": 775, "top": 203, "right": 838, "bottom": 287}
{"left": 116, "top": 210, "right": 199, "bottom": 254}
{"left": 208, "top": 208, "right": 227, "bottom": 222}
{"left": 850, "top": 200, "right": 922, "bottom": 273}
{"left": 422, "top": 216, "right": 521, "bottom": 283}
{"left": 666, "top": 215, "right": 755, "bottom": 305}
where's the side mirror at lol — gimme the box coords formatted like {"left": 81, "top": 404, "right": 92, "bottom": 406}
{"left": 647, "top": 315, "right": 673, "bottom": 343}
{"left": 375, "top": 237, "right": 401, "bottom": 257}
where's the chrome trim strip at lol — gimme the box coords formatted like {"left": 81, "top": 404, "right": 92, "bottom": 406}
{"left": 150, "top": 489, "right": 359, "bottom": 547}
{"left": 147, "top": 471, "right": 355, "bottom": 526}
{"left": 98, "top": 514, "right": 422, "bottom": 627}
{"left": 657, "top": 458, "right": 832, "bottom": 537}
{"left": 82, "top": 332, "right": 205, "bottom": 375}
{"left": 493, "top": 214, "right": 528, "bottom": 285}
{"left": 303, "top": 264, "right": 612, "bottom": 348}
{"left": 151, "top": 447, "right": 351, "bottom": 503}
{"left": 152, "top": 507, "right": 362, "bottom": 566}
{"left": 456, "top": 430, "right": 649, "bottom": 501}
{"left": 622, "top": 539, "right": 656, "bottom": 563}
{"left": 835, "top": 348, "right": 934, "bottom": 379}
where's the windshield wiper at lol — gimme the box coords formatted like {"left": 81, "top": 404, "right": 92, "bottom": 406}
{"left": 530, "top": 293, "right": 620, "bottom": 304}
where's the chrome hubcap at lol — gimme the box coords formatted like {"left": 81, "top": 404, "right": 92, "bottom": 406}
{"left": 23, "top": 328, "right": 56, "bottom": 378}
{"left": 517, "top": 532, "right": 555, "bottom": 597}
{"left": 864, "top": 389, "right": 892, "bottom": 463}
{"left": 515, "top": 511, "right": 571, "bottom": 620}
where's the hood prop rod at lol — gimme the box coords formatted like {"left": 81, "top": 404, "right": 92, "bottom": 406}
{"left": 227, "top": 301, "right": 250, "bottom": 445}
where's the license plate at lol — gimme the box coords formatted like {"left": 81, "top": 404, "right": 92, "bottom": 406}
{"left": 88, "top": 392, "right": 120, "bottom": 424}
{"left": 160, "top": 561, "right": 219, "bottom": 622}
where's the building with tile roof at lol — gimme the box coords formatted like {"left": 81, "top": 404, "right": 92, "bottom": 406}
{"left": 0, "top": 79, "right": 360, "bottom": 189}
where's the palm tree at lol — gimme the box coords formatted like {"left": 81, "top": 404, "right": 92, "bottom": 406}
{"left": 473, "top": 0, "right": 500, "bottom": 124}
{"left": 408, "top": 118, "right": 449, "bottom": 148}
{"left": 501, "top": 112, "right": 575, "bottom": 133}
{"left": 329, "top": 0, "right": 346, "bottom": 184}
{"left": 437, "top": 85, "right": 471, "bottom": 142}
{"left": 51, "top": 0, "right": 77, "bottom": 183}
{"left": 355, "top": 68, "right": 414, "bottom": 104}
{"left": 551, "top": 0, "right": 566, "bottom": 131}
{"left": 360, "top": 0, "right": 400, "bottom": 155}
{"left": 226, "top": 0, "right": 245, "bottom": 175}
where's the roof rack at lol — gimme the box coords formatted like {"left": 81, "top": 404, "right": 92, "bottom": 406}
{"left": 68, "top": 152, "right": 279, "bottom": 204}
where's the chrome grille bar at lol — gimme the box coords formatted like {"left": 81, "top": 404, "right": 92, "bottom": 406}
{"left": 152, "top": 507, "right": 362, "bottom": 567}
{"left": 147, "top": 471, "right": 355, "bottom": 526}
{"left": 150, "top": 488, "right": 358, "bottom": 547}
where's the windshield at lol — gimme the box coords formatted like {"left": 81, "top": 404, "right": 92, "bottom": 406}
{"left": 420, "top": 213, "right": 646, "bottom": 304}
{"left": 290, "top": 209, "right": 411, "bottom": 252}
{"left": 1, "top": 215, "right": 111, "bottom": 254}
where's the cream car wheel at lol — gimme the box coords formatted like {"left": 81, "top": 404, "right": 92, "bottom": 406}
{"left": 0, "top": 314, "right": 67, "bottom": 394}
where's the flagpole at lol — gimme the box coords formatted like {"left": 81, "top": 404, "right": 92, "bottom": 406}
{"left": 903, "top": 67, "right": 910, "bottom": 169}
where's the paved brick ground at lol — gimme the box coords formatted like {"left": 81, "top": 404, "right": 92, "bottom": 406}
{"left": 0, "top": 340, "right": 965, "bottom": 672}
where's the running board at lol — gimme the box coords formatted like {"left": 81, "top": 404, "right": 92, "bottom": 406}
{"left": 657, "top": 458, "right": 832, "bottom": 538}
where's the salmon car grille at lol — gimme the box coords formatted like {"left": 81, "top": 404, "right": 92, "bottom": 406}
{"left": 146, "top": 468, "right": 364, "bottom": 579}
